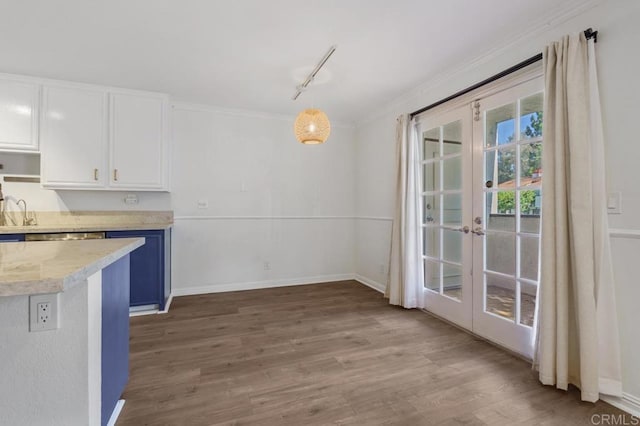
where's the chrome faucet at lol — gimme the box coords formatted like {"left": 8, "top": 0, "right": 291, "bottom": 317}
{"left": 16, "top": 199, "right": 35, "bottom": 226}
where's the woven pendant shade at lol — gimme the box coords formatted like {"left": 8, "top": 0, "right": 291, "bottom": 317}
{"left": 293, "top": 108, "right": 331, "bottom": 144}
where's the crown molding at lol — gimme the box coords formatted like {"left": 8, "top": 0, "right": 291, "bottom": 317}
{"left": 355, "top": 0, "right": 605, "bottom": 127}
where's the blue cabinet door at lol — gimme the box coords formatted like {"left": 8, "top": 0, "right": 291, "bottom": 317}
{"left": 0, "top": 234, "right": 25, "bottom": 242}
{"left": 106, "top": 230, "right": 165, "bottom": 309}
{"left": 101, "top": 255, "right": 130, "bottom": 426}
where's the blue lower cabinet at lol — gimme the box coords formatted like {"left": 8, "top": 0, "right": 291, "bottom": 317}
{"left": 106, "top": 230, "right": 165, "bottom": 310}
{"left": 101, "top": 255, "right": 130, "bottom": 426}
{"left": 0, "top": 234, "right": 25, "bottom": 242}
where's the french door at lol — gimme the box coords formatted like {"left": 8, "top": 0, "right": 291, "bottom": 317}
{"left": 420, "top": 75, "right": 543, "bottom": 358}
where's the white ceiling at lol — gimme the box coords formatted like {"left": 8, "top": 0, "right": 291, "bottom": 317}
{"left": 0, "top": 0, "right": 592, "bottom": 123}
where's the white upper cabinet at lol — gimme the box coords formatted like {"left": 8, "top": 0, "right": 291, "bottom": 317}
{"left": 0, "top": 77, "right": 40, "bottom": 152}
{"left": 36, "top": 79, "right": 170, "bottom": 191}
{"left": 109, "top": 93, "right": 168, "bottom": 190}
{"left": 41, "top": 86, "right": 108, "bottom": 188}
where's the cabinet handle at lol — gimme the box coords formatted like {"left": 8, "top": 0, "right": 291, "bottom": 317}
{"left": 113, "top": 169, "right": 118, "bottom": 181}
{"left": 94, "top": 168, "right": 99, "bottom": 181}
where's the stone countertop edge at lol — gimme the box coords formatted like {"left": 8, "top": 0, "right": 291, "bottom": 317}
{"left": 0, "top": 223, "right": 173, "bottom": 234}
{"left": 0, "top": 238, "right": 145, "bottom": 297}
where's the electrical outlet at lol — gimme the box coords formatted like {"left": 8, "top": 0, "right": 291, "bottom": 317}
{"left": 263, "top": 261, "right": 271, "bottom": 271}
{"left": 30, "top": 293, "right": 59, "bottom": 332}
{"left": 197, "top": 199, "right": 209, "bottom": 209}
{"left": 37, "top": 302, "right": 51, "bottom": 325}
{"left": 124, "top": 194, "right": 139, "bottom": 205}
{"left": 379, "top": 264, "right": 386, "bottom": 275}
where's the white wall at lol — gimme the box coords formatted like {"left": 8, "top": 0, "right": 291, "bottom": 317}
{"left": 354, "top": 0, "right": 640, "bottom": 407}
{"left": 1, "top": 102, "right": 357, "bottom": 295}
{"left": 170, "top": 104, "right": 356, "bottom": 294}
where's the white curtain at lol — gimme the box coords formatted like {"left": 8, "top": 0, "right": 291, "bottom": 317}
{"left": 386, "top": 114, "right": 425, "bottom": 308}
{"left": 535, "top": 33, "right": 622, "bottom": 402}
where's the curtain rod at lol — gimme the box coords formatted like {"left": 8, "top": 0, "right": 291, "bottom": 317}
{"left": 409, "top": 27, "right": 598, "bottom": 118}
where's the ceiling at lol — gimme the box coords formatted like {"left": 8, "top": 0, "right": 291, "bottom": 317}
{"left": 0, "top": 0, "right": 593, "bottom": 123}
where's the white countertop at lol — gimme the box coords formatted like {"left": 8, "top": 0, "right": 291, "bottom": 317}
{"left": 0, "top": 210, "right": 173, "bottom": 234}
{"left": 0, "top": 223, "right": 172, "bottom": 234}
{"left": 0, "top": 238, "right": 144, "bottom": 297}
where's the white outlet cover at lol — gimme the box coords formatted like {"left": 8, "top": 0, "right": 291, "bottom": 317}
{"left": 30, "top": 293, "right": 59, "bottom": 332}
{"left": 197, "top": 199, "right": 209, "bottom": 209}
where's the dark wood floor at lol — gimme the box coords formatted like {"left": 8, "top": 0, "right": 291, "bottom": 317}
{"left": 118, "top": 280, "right": 624, "bottom": 425}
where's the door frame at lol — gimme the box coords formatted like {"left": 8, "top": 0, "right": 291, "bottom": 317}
{"left": 414, "top": 64, "right": 544, "bottom": 359}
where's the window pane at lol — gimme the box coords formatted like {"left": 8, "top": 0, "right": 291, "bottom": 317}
{"left": 497, "top": 147, "right": 516, "bottom": 187}
{"left": 423, "top": 127, "right": 440, "bottom": 158}
{"left": 520, "top": 281, "right": 537, "bottom": 327}
{"left": 519, "top": 94, "right": 543, "bottom": 140}
{"left": 520, "top": 190, "right": 541, "bottom": 233}
{"left": 443, "top": 155, "right": 462, "bottom": 190}
{"left": 485, "top": 103, "right": 516, "bottom": 147}
{"left": 485, "top": 273, "right": 515, "bottom": 321}
{"left": 485, "top": 147, "right": 516, "bottom": 189}
{"left": 423, "top": 161, "right": 440, "bottom": 192}
{"left": 424, "top": 259, "right": 441, "bottom": 292}
{"left": 442, "top": 229, "right": 462, "bottom": 264}
{"left": 519, "top": 188, "right": 541, "bottom": 217}
{"left": 443, "top": 120, "right": 462, "bottom": 155}
{"left": 424, "top": 226, "right": 440, "bottom": 258}
{"left": 486, "top": 233, "right": 516, "bottom": 275}
{"left": 443, "top": 263, "right": 463, "bottom": 301}
{"left": 486, "top": 191, "right": 516, "bottom": 231}
{"left": 520, "top": 235, "right": 540, "bottom": 281}
{"left": 443, "top": 193, "right": 462, "bottom": 225}
{"left": 519, "top": 142, "right": 542, "bottom": 186}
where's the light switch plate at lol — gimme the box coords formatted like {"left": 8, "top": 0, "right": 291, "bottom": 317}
{"left": 197, "top": 199, "right": 209, "bottom": 209}
{"left": 607, "top": 192, "right": 621, "bottom": 214}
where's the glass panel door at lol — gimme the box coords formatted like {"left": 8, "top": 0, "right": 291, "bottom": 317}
{"left": 420, "top": 105, "right": 473, "bottom": 330}
{"left": 471, "top": 77, "right": 543, "bottom": 358}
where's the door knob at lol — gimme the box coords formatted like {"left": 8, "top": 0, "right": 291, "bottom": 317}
{"left": 471, "top": 227, "right": 485, "bottom": 236}
{"left": 474, "top": 216, "right": 482, "bottom": 225}
{"left": 457, "top": 226, "right": 470, "bottom": 234}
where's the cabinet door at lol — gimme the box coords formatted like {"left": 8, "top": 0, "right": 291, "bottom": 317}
{"left": 41, "top": 86, "right": 108, "bottom": 188}
{"left": 0, "top": 78, "right": 39, "bottom": 152}
{"left": 106, "top": 230, "right": 164, "bottom": 308}
{"left": 110, "top": 93, "right": 168, "bottom": 190}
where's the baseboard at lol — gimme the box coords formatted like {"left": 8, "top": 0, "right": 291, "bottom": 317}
{"left": 602, "top": 392, "right": 640, "bottom": 417}
{"left": 129, "top": 309, "right": 159, "bottom": 317}
{"left": 172, "top": 274, "right": 355, "bottom": 296}
{"left": 158, "top": 293, "right": 174, "bottom": 314}
{"left": 354, "top": 274, "right": 386, "bottom": 293}
{"left": 107, "top": 400, "right": 125, "bottom": 426}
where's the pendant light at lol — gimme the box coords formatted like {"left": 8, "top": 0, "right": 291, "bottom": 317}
{"left": 292, "top": 46, "right": 336, "bottom": 145}
{"left": 294, "top": 108, "right": 330, "bottom": 145}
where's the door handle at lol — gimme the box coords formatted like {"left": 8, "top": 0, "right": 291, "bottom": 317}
{"left": 113, "top": 169, "right": 118, "bottom": 181}
{"left": 94, "top": 168, "right": 98, "bottom": 181}
{"left": 457, "top": 226, "right": 470, "bottom": 234}
{"left": 471, "top": 227, "right": 485, "bottom": 236}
